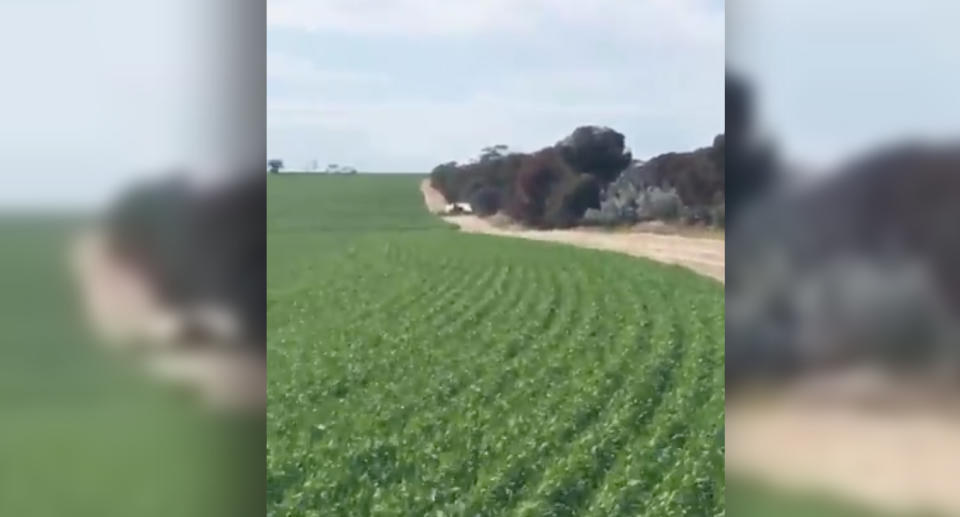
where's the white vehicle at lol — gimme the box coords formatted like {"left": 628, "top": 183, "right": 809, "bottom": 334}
{"left": 444, "top": 202, "right": 473, "bottom": 214}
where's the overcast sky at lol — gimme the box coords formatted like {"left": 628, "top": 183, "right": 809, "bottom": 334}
{"left": 729, "top": 0, "right": 960, "bottom": 170}
{"left": 7, "top": 2, "right": 958, "bottom": 206}
{"left": 267, "top": 0, "right": 725, "bottom": 172}
{"left": 0, "top": 1, "right": 261, "bottom": 209}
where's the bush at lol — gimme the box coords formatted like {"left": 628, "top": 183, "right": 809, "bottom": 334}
{"left": 596, "top": 133, "right": 726, "bottom": 228}
{"left": 582, "top": 208, "right": 620, "bottom": 227}
{"left": 636, "top": 187, "right": 682, "bottom": 221}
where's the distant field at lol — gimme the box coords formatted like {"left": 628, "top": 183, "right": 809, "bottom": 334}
{"left": 267, "top": 174, "right": 724, "bottom": 515}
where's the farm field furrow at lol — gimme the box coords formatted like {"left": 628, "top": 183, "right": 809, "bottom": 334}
{"left": 267, "top": 174, "right": 724, "bottom": 516}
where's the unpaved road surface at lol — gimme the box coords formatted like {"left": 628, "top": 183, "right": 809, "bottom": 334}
{"left": 728, "top": 397, "right": 960, "bottom": 516}
{"left": 71, "top": 230, "right": 266, "bottom": 412}
{"left": 421, "top": 179, "right": 449, "bottom": 214}
{"left": 420, "top": 180, "right": 724, "bottom": 282}
{"left": 727, "top": 369, "right": 960, "bottom": 516}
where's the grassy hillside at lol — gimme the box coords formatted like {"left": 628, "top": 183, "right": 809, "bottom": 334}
{"left": 267, "top": 174, "right": 725, "bottom": 515}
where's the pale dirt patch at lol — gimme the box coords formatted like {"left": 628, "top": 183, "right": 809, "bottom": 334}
{"left": 71, "top": 230, "right": 186, "bottom": 347}
{"left": 69, "top": 229, "right": 265, "bottom": 413}
{"left": 420, "top": 179, "right": 724, "bottom": 282}
{"left": 727, "top": 368, "right": 960, "bottom": 516}
{"left": 628, "top": 220, "right": 724, "bottom": 240}
{"left": 420, "top": 178, "right": 449, "bottom": 214}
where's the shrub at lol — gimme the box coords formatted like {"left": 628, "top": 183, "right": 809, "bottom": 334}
{"left": 636, "top": 187, "right": 682, "bottom": 221}
{"left": 582, "top": 208, "right": 620, "bottom": 227}
{"left": 595, "top": 134, "right": 725, "bottom": 228}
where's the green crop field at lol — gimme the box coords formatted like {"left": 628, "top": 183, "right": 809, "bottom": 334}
{"left": 0, "top": 215, "right": 262, "bottom": 517}
{"left": 727, "top": 477, "right": 938, "bottom": 517}
{"left": 267, "top": 174, "right": 725, "bottom": 516}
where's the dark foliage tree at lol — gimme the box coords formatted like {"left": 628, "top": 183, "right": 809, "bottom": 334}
{"left": 508, "top": 149, "right": 580, "bottom": 227}
{"left": 556, "top": 126, "right": 633, "bottom": 182}
{"left": 469, "top": 186, "right": 502, "bottom": 216}
{"left": 544, "top": 174, "right": 601, "bottom": 228}
{"left": 724, "top": 72, "right": 778, "bottom": 226}
{"left": 479, "top": 145, "right": 510, "bottom": 163}
{"left": 637, "top": 144, "right": 724, "bottom": 207}
{"left": 106, "top": 171, "right": 266, "bottom": 347}
{"left": 428, "top": 126, "right": 708, "bottom": 229}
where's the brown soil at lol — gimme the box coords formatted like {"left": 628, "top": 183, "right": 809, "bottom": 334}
{"left": 420, "top": 179, "right": 724, "bottom": 282}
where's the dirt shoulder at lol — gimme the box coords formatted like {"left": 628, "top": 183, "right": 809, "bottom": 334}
{"left": 420, "top": 178, "right": 449, "bottom": 214}
{"left": 420, "top": 179, "right": 724, "bottom": 282}
{"left": 727, "top": 390, "right": 960, "bottom": 516}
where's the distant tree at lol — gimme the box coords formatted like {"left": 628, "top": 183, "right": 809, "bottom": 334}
{"left": 267, "top": 159, "right": 283, "bottom": 174}
{"left": 479, "top": 144, "right": 510, "bottom": 162}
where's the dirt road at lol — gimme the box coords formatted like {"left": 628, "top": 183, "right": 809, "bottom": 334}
{"left": 421, "top": 179, "right": 449, "bottom": 214}
{"left": 70, "top": 230, "right": 266, "bottom": 412}
{"left": 727, "top": 389, "right": 960, "bottom": 516}
{"left": 420, "top": 180, "right": 724, "bottom": 282}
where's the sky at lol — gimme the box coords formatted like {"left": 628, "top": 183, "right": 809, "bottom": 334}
{"left": 729, "top": 0, "right": 960, "bottom": 170}
{"left": 0, "top": 1, "right": 262, "bottom": 209}
{"left": 267, "top": 0, "right": 726, "bottom": 172}
{"left": 5, "top": 2, "right": 958, "bottom": 206}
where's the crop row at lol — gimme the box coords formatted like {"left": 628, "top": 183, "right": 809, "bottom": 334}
{"left": 267, "top": 176, "right": 724, "bottom": 516}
